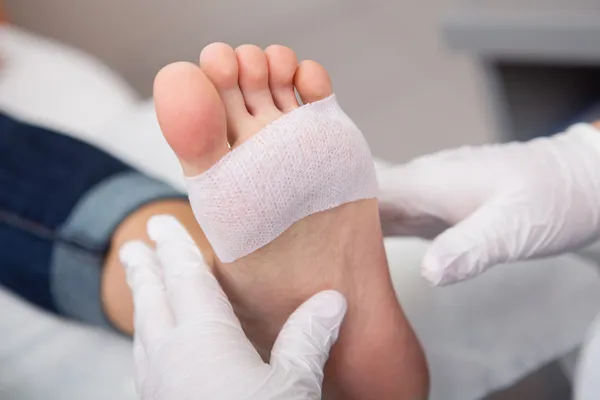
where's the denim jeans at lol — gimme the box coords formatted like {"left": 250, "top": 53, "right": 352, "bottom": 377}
{"left": 0, "top": 112, "right": 184, "bottom": 330}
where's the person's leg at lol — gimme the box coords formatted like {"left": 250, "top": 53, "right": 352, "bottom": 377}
{"left": 0, "top": 111, "right": 208, "bottom": 334}
{"left": 102, "top": 199, "right": 213, "bottom": 333}
{"left": 154, "top": 43, "right": 429, "bottom": 399}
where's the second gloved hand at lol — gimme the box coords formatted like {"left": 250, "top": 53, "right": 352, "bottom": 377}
{"left": 378, "top": 123, "right": 600, "bottom": 285}
{"left": 119, "top": 215, "right": 347, "bottom": 400}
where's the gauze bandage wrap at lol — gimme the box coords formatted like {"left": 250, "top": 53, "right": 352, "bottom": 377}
{"left": 186, "top": 95, "right": 378, "bottom": 262}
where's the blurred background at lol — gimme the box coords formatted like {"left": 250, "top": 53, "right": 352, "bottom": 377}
{"left": 4, "top": 0, "right": 495, "bottom": 163}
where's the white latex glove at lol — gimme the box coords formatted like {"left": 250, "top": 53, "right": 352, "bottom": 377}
{"left": 119, "top": 215, "right": 347, "bottom": 400}
{"left": 378, "top": 123, "right": 600, "bottom": 285}
{"left": 575, "top": 311, "right": 600, "bottom": 400}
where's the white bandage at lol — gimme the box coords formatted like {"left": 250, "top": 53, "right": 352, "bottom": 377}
{"left": 186, "top": 95, "right": 378, "bottom": 262}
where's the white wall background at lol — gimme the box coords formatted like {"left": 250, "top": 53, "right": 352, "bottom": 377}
{"left": 4, "top": 0, "right": 497, "bottom": 163}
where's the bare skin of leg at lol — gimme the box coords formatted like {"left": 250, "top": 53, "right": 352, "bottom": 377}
{"left": 102, "top": 199, "right": 214, "bottom": 334}
{"left": 151, "top": 43, "right": 429, "bottom": 399}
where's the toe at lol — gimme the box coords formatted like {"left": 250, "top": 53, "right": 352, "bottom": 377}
{"left": 154, "top": 62, "right": 229, "bottom": 177}
{"left": 235, "top": 44, "right": 281, "bottom": 119}
{"left": 265, "top": 45, "right": 299, "bottom": 112}
{"left": 200, "top": 42, "right": 251, "bottom": 138}
{"left": 294, "top": 60, "right": 333, "bottom": 104}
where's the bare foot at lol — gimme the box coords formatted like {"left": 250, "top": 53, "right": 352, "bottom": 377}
{"left": 154, "top": 43, "right": 428, "bottom": 399}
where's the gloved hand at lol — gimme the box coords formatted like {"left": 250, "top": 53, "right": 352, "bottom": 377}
{"left": 378, "top": 123, "right": 600, "bottom": 286}
{"left": 119, "top": 215, "right": 347, "bottom": 400}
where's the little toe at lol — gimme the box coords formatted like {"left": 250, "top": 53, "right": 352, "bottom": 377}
{"left": 294, "top": 60, "right": 333, "bottom": 105}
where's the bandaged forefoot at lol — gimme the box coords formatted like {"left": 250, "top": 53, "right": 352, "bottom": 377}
{"left": 186, "top": 95, "right": 378, "bottom": 262}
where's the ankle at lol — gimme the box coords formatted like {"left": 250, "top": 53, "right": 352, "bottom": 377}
{"left": 102, "top": 199, "right": 215, "bottom": 334}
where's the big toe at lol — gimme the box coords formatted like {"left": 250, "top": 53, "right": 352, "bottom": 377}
{"left": 294, "top": 60, "right": 333, "bottom": 104}
{"left": 154, "top": 62, "right": 229, "bottom": 177}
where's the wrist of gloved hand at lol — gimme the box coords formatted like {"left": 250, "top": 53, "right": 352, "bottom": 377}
{"left": 377, "top": 122, "right": 600, "bottom": 285}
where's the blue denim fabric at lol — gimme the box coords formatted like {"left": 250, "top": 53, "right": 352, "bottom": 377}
{"left": 0, "top": 112, "right": 184, "bottom": 329}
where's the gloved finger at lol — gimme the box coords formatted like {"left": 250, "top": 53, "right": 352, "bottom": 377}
{"left": 119, "top": 240, "right": 174, "bottom": 347}
{"left": 271, "top": 290, "right": 347, "bottom": 378}
{"left": 132, "top": 333, "right": 147, "bottom": 393}
{"left": 377, "top": 161, "right": 459, "bottom": 238}
{"left": 147, "top": 215, "right": 240, "bottom": 326}
{"left": 421, "top": 203, "right": 510, "bottom": 286}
